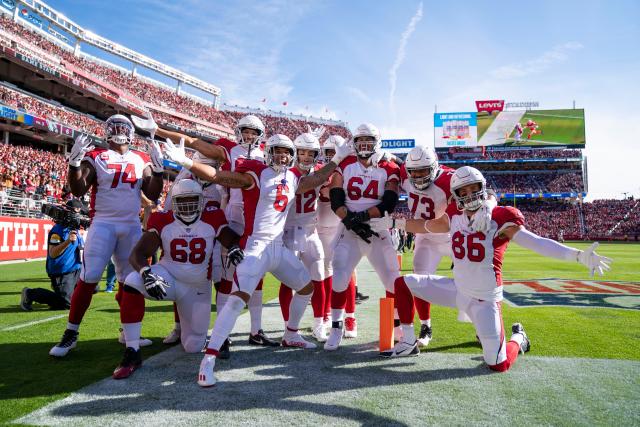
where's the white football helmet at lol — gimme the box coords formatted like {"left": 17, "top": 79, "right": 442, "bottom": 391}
{"left": 293, "top": 133, "right": 321, "bottom": 171}
{"left": 265, "top": 134, "right": 295, "bottom": 172}
{"left": 321, "top": 135, "right": 344, "bottom": 163}
{"left": 352, "top": 123, "right": 381, "bottom": 159}
{"left": 234, "top": 114, "right": 265, "bottom": 150}
{"left": 105, "top": 114, "right": 134, "bottom": 145}
{"left": 450, "top": 166, "right": 487, "bottom": 212}
{"left": 405, "top": 146, "right": 440, "bottom": 190}
{"left": 171, "top": 178, "right": 204, "bottom": 224}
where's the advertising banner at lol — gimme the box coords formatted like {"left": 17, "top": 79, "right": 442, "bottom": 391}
{"left": 0, "top": 216, "right": 54, "bottom": 261}
{"left": 381, "top": 139, "right": 415, "bottom": 154}
{"left": 475, "top": 100, "right": 504, "bottom": 114}
{"left": 434, "top": 112, "right": 478, "bottom": 148}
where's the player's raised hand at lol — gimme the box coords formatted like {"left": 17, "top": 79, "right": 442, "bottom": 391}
{"left": 331, "top": 136, "right": 352, "bottom": 165}
{"left": 162, "top": 138, "right": 193, "bottom": 168}
{"left": 140, "top": 266, "right": 170, "bottom": 300}
{"left": 69, "top": 134, "right": 94, "bottom": 168}
{"left": 131, "top": 114, "right": 158, "bottom": 140}
{"left": 578, "top": 242, "right": 612, "bottom": 277}
{"left": 149, "top": 140, "right": 165, "bottom": 173}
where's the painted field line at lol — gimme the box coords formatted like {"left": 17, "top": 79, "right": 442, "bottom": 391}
{"left": 2, "top": 314, "right": 66, "bottom": 332}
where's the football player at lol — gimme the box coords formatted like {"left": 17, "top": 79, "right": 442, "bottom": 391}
{"left": 49, "top": 115, "right": 164, "bottom": 357}
{"left": 113, "top": 179, "right": 244, "bottom": 379}
{"left": 324, "top": 123, "right": 401, "bottom": 351}
{"left": 163, "top": 133, "right": 351, "bottom": 386}
{"left": 385, "top": 166, "right": 611, "bottom": 373}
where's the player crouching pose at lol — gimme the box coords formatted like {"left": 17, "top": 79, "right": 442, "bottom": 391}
{"left": 113, "top": 179, "right": 244, "bottom": 379}
{"left": 384, "top": 166, "right": 612, "bottom": 373}
{"left": 162, "top": 133, "right": 351, "bottom": 386}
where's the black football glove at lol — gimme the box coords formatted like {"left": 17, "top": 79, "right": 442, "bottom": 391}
{"left": 226, "top": 244, "right": 245, "bottom": 268}
{"left": 351, "top": 222, "right": 379, "bottom": 244}
{"left": 352, "top": 210, "right": 370, "bottom": 224}
{"left": 341, "top": 211, "right": 358, "bottom": 230}
{"left": 140, "top": 266, "right": 170, "bottom": 300}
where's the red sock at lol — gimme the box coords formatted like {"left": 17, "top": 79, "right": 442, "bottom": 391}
{"left": 311, "top": 280, "right": 324, "bottom": 318}
{"left": 68, "top": 279, "right": 96, "bottom": 325}
{"left": 345, "top": 275, "right": 356, "bottom": 314}
{"left": 120, "top": 290, "right": 145, "bottom": 324}
{"left": 489, "top": 341, "right": 520, "bottom": 372}
{"left": 394, "top": 277, "right": 415, "bottom": 324}
{"left": 414, "top": 297, "right": 430, "bottom": 322}
{"left": 256, "top": 278, "right": 263, "bottom": 291}
{"left": 279, "top": 284, "right": 293, "bottom": 322}
{"left": 323, "top": 277, "right": 332, "bottom": 319}
{"left": 173, "top": 302, "right": 180, "bottom": 323}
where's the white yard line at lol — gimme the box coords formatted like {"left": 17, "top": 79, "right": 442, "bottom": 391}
{"left": 2, "top": 314, "right": 67, "bottom": 332}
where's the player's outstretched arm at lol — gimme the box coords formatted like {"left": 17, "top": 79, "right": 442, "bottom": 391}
{"left": 504, "top": 226, "right": 612, "bottom": 277}
{"left": 396, "top": 214, "right": 450, "bottom": 234}
{"left": 129, "top": 231, "right": 162, "bottom": 274}
{"left": 68, "top": 134, "right": 96, "bottom": 197}
{"left": 297, "top": 135, "right": 352, "bottom": 193}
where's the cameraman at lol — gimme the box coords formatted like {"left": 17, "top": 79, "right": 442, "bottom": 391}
{"left": 20, "top": 199, "right": 85, "bottom": 311}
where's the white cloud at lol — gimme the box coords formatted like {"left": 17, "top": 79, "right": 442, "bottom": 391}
{"left": 491, "top": 42, "right": 584, "bottom": 79}
{"left": 388, "top": 2, "right": 423, "bottom": 122}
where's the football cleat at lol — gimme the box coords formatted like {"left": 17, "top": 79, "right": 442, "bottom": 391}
{"left": 417, "top": 324, "right": 432, "bottom": 348}
{"left": 248, "top": 329, "right": 280, "bottom": 347}
{"left": 198, "top": 355, "right": 217, "bottom": 387}
{"left": 355, "top": 289, "right": 369, "bottom": 304}
{"left": 162, "top": 328, "right": 181, "bottom": 345}
{"left": 49, "top": 329, "right": 78, "bottom": 357}
{"left": 324, "top": 321, "right": 344, "bottom": 351}
{"left": 119, "top": 328, "right": 153, "bottom": 347}
{"left": 282, "top": 332, "right": 317, "bottom": 349}
{"left": 312, "top": 323, "right": 328, "bottom": 342}
{"left": 511, "top": 323, "right": 531, "bottom": 354}
{"left": 379, "top": 340, "right": 420, "bottom": 358}
{"left": 344, "top": 317, "right": 357, "bottom": 338}
{"left": 112, "top": 347, "right": 142, "bottom": 379}
{"left": 20, "top": 287, "right": 32, "bottom": 311}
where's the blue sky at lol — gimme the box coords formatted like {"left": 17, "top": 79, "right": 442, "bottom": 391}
{"left": 47, "top": 0, "right": 640, "bottom": 199}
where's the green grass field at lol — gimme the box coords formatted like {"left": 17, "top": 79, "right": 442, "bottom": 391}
{"left": 1, "top": 242, "right": 638, "bottom": 425}
{"left": 477, "top": 109, "right": 586, "bottom": 147}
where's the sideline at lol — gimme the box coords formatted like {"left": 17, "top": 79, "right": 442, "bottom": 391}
{"left": 2, "top": 314, "right": 67, "bottom": 332}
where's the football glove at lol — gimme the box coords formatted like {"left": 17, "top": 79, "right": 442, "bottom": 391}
{"left": 149, "top": 140, "right": 165, "bottom": 173}
{"left": 577, "top": 242, "right": 612, "bottom": 277}
{"left": 469, "top": 198, "right": 497, "bottom": 234}
{"left": 140, "top": 266, "right": 170, "bottom": 300}
{"left": 131, "top": 114, "right": 158, "bottom": 140}
{"left": 226, "top": 245, "right": 245, "bottom": 268}
{"left": 331, "top": 136, "right": 353, "bottom": 165}
{"left": 69, "top": 134, "right": 94, "bottom": 168}
{"left": 352, "top": 222, "right": 379, "bottom": 244}
{"left": 162, "top": 137, "right": 193, "bottom": 168}
{"left": 341, "top": 211, "right": 358, "bottom": 230}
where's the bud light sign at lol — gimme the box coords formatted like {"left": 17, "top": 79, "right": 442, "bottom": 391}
{"left": 381, "top": 139, "right": 415, "bottom": 153}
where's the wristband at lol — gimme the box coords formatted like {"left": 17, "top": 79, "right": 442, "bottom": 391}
{"left": 69, "top": 165, "right": 81, "bottom": 171}
{"left": 139, "top": 266, "right": 151, "bottom": 275}
{"left": 152, "top": 171, "right": 164, "bottom": 177}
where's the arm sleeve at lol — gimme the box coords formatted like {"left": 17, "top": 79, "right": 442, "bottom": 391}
{"left": 511, "top": 228, "right": 580, "bottom": 262}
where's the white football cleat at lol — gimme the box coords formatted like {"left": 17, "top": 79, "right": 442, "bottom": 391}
{"left": 344, "top": 317, "right": 357, "bottom": 338}
{"left": 324, "top": 321, "right": 344, "bottom": 351}
{"left": 162, "top": 328, "right": 181, "bottom": 344}
{"left": 198, "top": 355, "right": 217, "bottom": 387}
{"left": 312, "top": 323, "right": 328, "bottom": 342}
{"left": 417, "top": 324, "right": 432, "bottom": 348}
{"left": 282, "top": 332, "right": 317, "bottom": 349}
{"left": 119, "top": 329, "right": 153, "bottom": 347}
{"left": 49, "top": 329, "right": 78, "bottom": 357}
{"left": 379, "top": 340, "right": 419, "bottom": 358}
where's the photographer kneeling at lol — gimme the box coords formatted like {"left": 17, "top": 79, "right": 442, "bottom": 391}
{"left": 20, "top": 199, "right": 85, "bottom": 311}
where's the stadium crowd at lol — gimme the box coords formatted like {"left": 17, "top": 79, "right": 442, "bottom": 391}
{"left": 486, "top": 172, "right": 584, "bottom": 194}
{"left": 439, "top": 148, "right": 582, "bottom": 161}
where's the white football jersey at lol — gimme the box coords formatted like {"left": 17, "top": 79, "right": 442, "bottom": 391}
{"left": 400, "top": 165, "right": 458, "bottom": 243}
{"left": 217, "top": 138, "right": 265, "bottom": 225}
{"left": 147, "top": 206, "right": 228, "bottom": 286}
{"left": 236, "top": 159, "right": 300, "bottom": 244}
{"left": 285, "top": 165, "right": 321, "bottom": 229}
{"left": 448, "top": 206, "right": 525, "bottom": 302}
{"left": 84, "top": 148, "right": 150, "bottom": 223}
{"left": 336, "top": 155, "right": 400, "bottom": 231}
